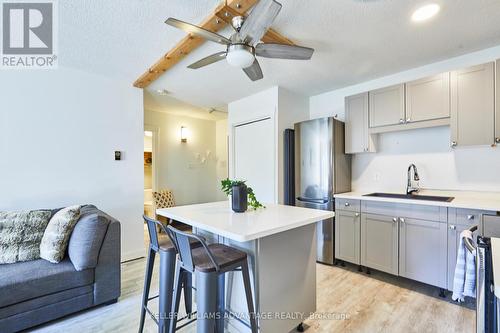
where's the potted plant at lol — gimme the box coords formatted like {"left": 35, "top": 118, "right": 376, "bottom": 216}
{"left": 221, "top": 178, "right": 264, "bottom": 213}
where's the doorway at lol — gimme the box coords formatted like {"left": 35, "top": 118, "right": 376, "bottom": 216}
{"left": 144, "top": 126, "right": 158, "bottom": 218}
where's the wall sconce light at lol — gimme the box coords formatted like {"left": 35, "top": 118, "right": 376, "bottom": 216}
{"left": 181, "top": 126, "right": 188, "bottom": 143}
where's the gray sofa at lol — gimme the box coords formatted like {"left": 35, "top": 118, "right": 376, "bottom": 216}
{"left": 0, "top": 205, "right": 121, "bottom": 333}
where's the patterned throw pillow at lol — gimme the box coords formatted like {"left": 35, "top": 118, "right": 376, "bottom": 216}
{"left": 0, "top": 210, "right": 52, "bottom": 264}
{"left": 40, "top": 205, "right": 81, "bottom": 263}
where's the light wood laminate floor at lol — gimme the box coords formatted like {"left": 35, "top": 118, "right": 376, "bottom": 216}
{"left": 28, "top": 255, "right": 474, "bottom": 333}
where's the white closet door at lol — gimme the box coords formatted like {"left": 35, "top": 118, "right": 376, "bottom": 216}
{"left": 234, "top": 118, "right": 275, "bottom": 204}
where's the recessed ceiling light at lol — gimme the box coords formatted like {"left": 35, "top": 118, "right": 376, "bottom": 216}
{"left": 412, "top": 3, "right": 440, "bottom": 22}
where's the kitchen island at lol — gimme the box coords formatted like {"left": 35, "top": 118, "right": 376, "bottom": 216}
{"left": 157, "top": 201, "right": 333, "bottom": 333}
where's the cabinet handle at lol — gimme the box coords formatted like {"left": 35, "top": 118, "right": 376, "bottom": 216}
{"left": 355, "top": 213, "right": 360, "bottom": 217}
{"left": 451, "top": 141, "right": 457, "bottom": 148}
{"left": 406, "top": 118, "right": 411, "bottom": 123}
{"left": 344, "top": 202, "right": 350, "bottom": 207}
{"left": 467, "top": 215, "right": 475, "bottom": 220}
{"left": 449, "top": 225, "right": 456, "bottom": 230}
{"left": 392, "top": 217, "right": 398, "bottom": 223}
{"left": 400, "top": 218, "right": 405, "bottom": 223}
{"left": 399, "top": 118, "right": 404, "bottom": 124}
{"left": 496, "top": 138, "right": 500, "bottom": 144}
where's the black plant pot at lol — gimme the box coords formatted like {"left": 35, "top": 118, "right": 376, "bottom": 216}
{"left": 231, "top": 184, "right": 248, "bottom": 213}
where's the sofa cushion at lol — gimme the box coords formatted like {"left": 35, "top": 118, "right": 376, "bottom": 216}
{"left": 0, "top": 258, "right": 94, "bottom": 308}
{"left": 40, "top": 205, "right": 81, "bottom": 263}
{"left": 68, "top": 205, "right": 111, "bottom": 271}
{"left": 0, "top": 210, "right": 52, "bottom": 264}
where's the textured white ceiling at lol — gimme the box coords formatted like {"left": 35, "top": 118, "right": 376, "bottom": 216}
{"left": 59, "top": 0, "right": 500, "bottom": 110}
{"left": 144, "top": 91, "right": 227, "bottom": 120}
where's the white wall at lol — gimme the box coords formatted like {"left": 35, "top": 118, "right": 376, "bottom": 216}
{"left": 310, "top": 44, "right": 500, "bottom": 193}
{"left": 215, "top": 119, "right": 228, "bottom": 201}
{"left": 144, "top": 110, "right": 219, "bottom": 205}
{"left": 228, "top": 86, "right": 309, "bottom": 203}
{"left": 0, "top": 67, "right": 145, "bottom": 261}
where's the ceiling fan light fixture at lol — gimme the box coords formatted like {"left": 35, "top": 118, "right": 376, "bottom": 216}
{"left": 226, "top": 44, "right": 255, "bottom": 69}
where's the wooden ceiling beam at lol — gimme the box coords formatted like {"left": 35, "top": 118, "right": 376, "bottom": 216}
{"left": 133, "top": 0, "right": 294, "bottom": 88}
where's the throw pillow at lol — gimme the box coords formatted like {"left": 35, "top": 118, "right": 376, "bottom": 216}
{"left": 0, "top": 210, "right": 52, "bottom": 264}
{"left": 40, "top": 205, "right": 81, "bottom": 263}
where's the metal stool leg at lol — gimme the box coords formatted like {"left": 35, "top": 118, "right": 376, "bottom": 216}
{"left": 169, "top": 264, "right": 184, "bottom": 333}
{"left": 159, "top": 250, "right": 176, "bottom": 333}
{"left": 241, "top": 260, "right": 258, "bottom": 333}
{"left": 216, "top": 273, "right": 226, "bottom": 333}
{"left": 196, "top": 271, "right": 218, "bottom": 333}
{"left": 139, "top": 247, "right": 156, "bottom": 333}
{"left": 183, "top": 272, "right": 193, "bottom": 317}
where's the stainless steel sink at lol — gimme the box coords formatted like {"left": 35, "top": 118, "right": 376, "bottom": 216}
{"left": 363, "top": 192, "right": 454, "bottom": 202}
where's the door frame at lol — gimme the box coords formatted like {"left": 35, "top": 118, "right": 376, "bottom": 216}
{"left": 144, "top": 124, "right": 160, "bottom": 191}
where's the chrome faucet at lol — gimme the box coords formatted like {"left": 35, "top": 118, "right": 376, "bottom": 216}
{"left": 407, "top": 164, "right": 420, "bottom": 195}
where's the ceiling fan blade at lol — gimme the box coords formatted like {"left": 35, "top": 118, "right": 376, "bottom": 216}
{"left": 255, "top": 43, "right": 314, "bottom": 60}
{"left": 188, "top": 52, "right": 227, "bottom": 69}
{"left": 165, "top": 18, "right": 231, "bottom": 45}
{"left": 242, "top": 59, "right": 264, "bottom": 81}
{"left": 239, "top": 0, "right": 282, "bottom": 45}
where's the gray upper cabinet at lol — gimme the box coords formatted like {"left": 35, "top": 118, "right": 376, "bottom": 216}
{"left": 360, "top": 213, "right": 398, "bottom": 275}
{"left": 451, "top": 62, "right": 495, "bottom": 147}
{"left": 345, "top": 93, "right": 375, "bottom": 154}
{"left": 369, "top": 84, "right": 405, "bottom": 128}
{"left": 399, "top": 217, "right": 447, "bottom": 288}
{"left": 335, "top": 209, "right": 360, "bottom": 264}
{"left": 405, "top": 73, "right": 450, "bottom": 123}
{"left": 496, "top": 59, "right": 500, "bottom": 145}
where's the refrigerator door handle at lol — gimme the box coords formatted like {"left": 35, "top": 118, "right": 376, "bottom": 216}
{"left": 296, "top": 197, "right": 329, "bottom": 204}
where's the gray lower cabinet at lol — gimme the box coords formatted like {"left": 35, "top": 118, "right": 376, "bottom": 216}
{"left": 447, "top": 208, "right": 482, "bottom": 290}
{"left": 399, "top": 217, "right": 447, "bottom": 288}
{"left": 335, "top": 209, "right": 360, "bottom": 264}
{"left": 447, "top": 222, "right": 476, "bottom": 291}
{"left": 360, "top": 213, "right": 398, "bottom": 275}
{"left": 482, "top": 214, "right": 500, "bottom": 237}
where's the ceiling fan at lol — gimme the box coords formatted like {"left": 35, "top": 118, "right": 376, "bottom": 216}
{"left": 165, "top": 0, "right": 314, "bottom": 81}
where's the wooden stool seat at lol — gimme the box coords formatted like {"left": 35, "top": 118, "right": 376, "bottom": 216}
{"left": 157, "top": 236, "right": 200, "bottom": 252}
{"left": 191, "top": 244, "right": 247, "bottom": 272}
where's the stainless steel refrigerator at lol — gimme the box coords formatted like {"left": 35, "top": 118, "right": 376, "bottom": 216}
{"left": 294, "top": 117, "right": 351, "bottom": 265}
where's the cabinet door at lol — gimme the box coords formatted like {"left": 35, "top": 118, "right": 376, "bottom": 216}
{"left": 399, "top": 218, "right": 447, "bottom": 288}
{"left": 369, "top": 84, "right": 405, "bottom": 128}
{"left": 496, "top": 59, "right": 500, "bottom": 145}
{"left": 345, "top": 93, "right": 374, "bottom": 153}
{"left": 361, "top": 213, "right": 398, "bottom": 274}
{"left": 406, "top": 73, "right": 450, "bottom": 123}
{"left": 451, "top": 62, "right": 495, "bottom": 147}
{"left": 335, "top": 210, "right": 360, "bottom": 264}
{"left": 447, "top": 222, "right": 476, "bottom": 291}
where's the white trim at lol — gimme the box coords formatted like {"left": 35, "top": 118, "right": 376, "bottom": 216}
{"left": 144, "top": 124, "right": 160, "bottom": 191}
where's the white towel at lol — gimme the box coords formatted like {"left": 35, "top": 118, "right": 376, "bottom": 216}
{"left": 452, "top": 230, "right": 476, "bottom": 302}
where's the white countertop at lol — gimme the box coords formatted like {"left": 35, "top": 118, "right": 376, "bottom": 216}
{"left": 491, "top": 237, "right": 500, "bottom": 297}
{"left": 156, "top": 201, "right": 334, "bottom": 242}
{"left": 335, "top": 190, "right": 500, "bottom": 212}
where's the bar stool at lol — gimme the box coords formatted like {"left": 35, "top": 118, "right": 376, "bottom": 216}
{"left": 166, "top": 225, "right": 258, "bottom": 333}
{"left": 139, "top": 215, "right": 197, "bottom": 333}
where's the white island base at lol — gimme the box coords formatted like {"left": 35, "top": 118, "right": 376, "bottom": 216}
{"left": 197, "top": 223, "right": 316, "bottom": 333}
{"left": 157, "top": 201, "right": 333, "bottom": 333}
